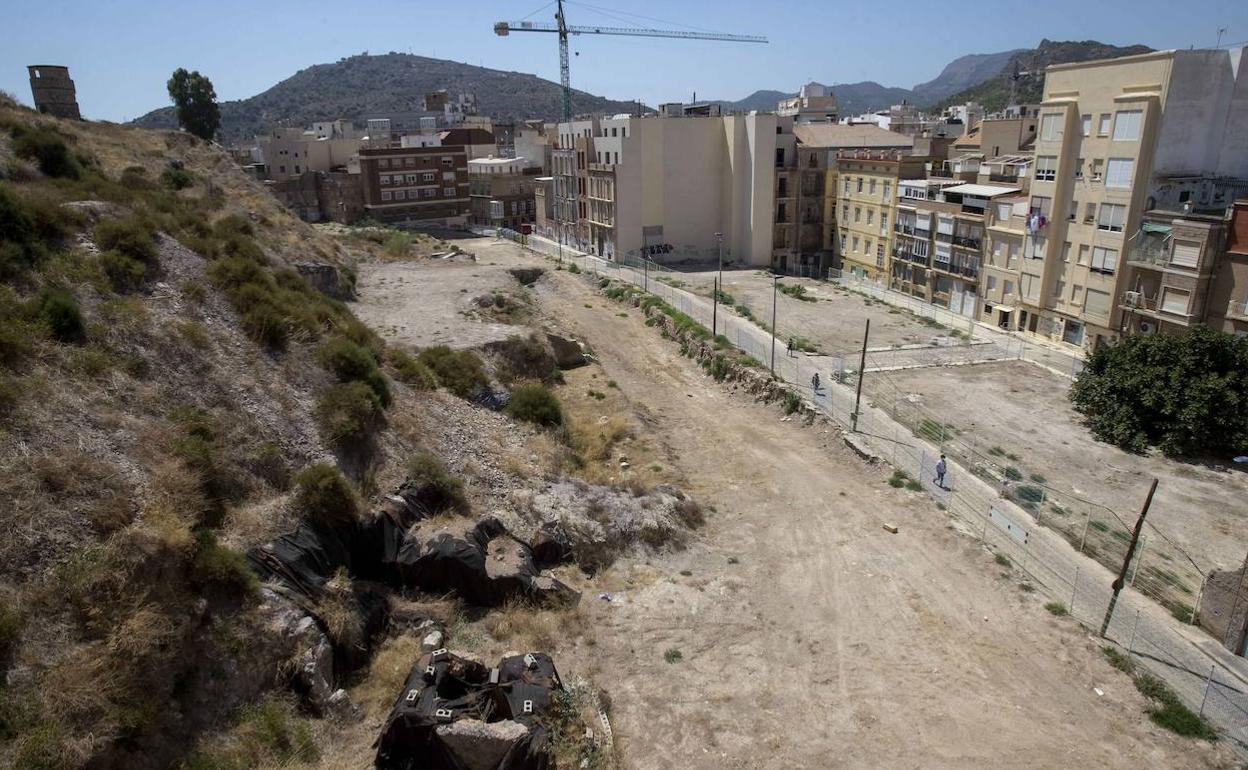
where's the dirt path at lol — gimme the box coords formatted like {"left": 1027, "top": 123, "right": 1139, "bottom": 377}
{"left": 358, "top": 236, "right": 1233, "bottom": 769}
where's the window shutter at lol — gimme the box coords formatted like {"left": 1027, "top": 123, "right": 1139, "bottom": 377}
{"left": 1170, "top": 241, "right": 1200, "bottom": 268}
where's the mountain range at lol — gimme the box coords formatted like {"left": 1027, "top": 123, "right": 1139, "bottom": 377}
{"left": 715, "top": 40, "right": 1151, "bottom": 116}
{"left": 131, "top": 40, "right": 1153, "bottom": 141}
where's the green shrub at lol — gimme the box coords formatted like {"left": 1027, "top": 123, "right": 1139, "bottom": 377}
{"left": 708, "top": 354, "right": 730, "bottom": 382}
{"left": 0, "top": 184, "right": 78, "bottom": 279}
{"left": 779, "top": 283, "right": 815, "bottom": 302}
{"left": 417, "top": 346, "right": 487, "bottom": 399}
{"left": 1014, "top": 485, "right": 1045, "bottom": 503}
{"left": 1102, "top": 645, "right": 1135, "bottom": 674}
{"left": 293, "top": 462, "right": 359, "bottom": 527}
{"left": 37, "top": 288, "right": 84, "bottom": 342}
{"left": 317, "top": 336, "right": 390, "bottom": 406}
{"left": 1071, "top": 326, "right": 1248, "bottom": 457}
{"left": 407, "top": 453, "right": 468, "bottom": 513}
{"left": 100, "top": 250, "right": 147, "bottom": 292}
{"left": 315, "top": 382, "right": 383, "bottom": 448}
{"left": 382, "top": 231, "right": 413, "bottom": 258}
{"left": 994, "top": 553, "right": 1012, "bottom": 567}
{"left": 95, "top": 215, "right": 158, "bottom": 266}
{"left": 387, "top": 348, "right": 438, "bottom": 390}
{"left": 663, "top": 648, "right": 682, "bottom": 663}
{"left": 567, "top": 263, "right": 581, "bottom": 274}
{"left": 160, "top": 167, "right": 196, "bottom": 190}
{"left": 191, "top": 529, "right": 259, "bottom": 596}
{"left": 1133, "top": 672, "right": 1217, "bottom": 740}
{"left": 6, "top": 122, "right": 81, "bottom": 179}
{"left": 782, "top": 390, "right": 801, "bottom": 415}
{"left": 505, "top": 384, "right": 563, "bottom": 428}
{"left": 1004, "top": 466, "right": 1023, "bottom": 481}
{"left": 1044, "top": 602, "right": 1068, "bottom": 616}
{"left": 240, "top": 304, "right": 289, "bottom": 349}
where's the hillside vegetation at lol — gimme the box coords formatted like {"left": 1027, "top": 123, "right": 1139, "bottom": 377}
{"left": 132, "top": 53, "right": 645, "bottom": 141}
{"left": 0, "top": 95, "right": 433, "bottom": 768}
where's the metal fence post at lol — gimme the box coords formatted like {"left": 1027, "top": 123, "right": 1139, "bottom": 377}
{"left": 1071, "top": 565, "right": 1080, "bottom": 613}
{"left": 1199, "top": 665, "right": 1215, "bottom": 718}
{"left": 1128, "top": 609, "right": 1140, "bottom": 654}
{"left": 1079, "top": 511, "right": 1092, "bottom": 553}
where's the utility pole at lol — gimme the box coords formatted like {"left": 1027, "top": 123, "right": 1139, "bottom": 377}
{"left": 712, "top": 275, "right": 718, "bottom": 336}
{"left": 770, "top": 274, "right": 779, "bottom": 374}
{"left": 852, "top": 319, "right": 870, "bottom": 431}
{"left": 1100, "top": 478, "right": 1159, "bottom": 638}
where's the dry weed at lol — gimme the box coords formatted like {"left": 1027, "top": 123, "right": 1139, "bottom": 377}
{"left": 315, "top": 568, "right": 363, "bottom": 655}
{"left": 351, "top": 634, "right": 422, "bottom": 718}
{"left": 480, "top": 600, "right": 590, "bottom": 651}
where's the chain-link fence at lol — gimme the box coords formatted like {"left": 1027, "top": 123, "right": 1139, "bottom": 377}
{"left": 489, "top": 228, "right": 1248, "bottom": 748}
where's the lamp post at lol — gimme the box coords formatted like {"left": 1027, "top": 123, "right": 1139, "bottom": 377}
{"left": 770, "top": 273, "right": 779, "bottom": 375}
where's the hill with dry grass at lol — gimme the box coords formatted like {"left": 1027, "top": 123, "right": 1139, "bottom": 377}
{"left": 0, "top": 91, "right": 702, "bottom": 769}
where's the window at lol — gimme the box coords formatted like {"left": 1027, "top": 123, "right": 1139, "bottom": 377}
{"left": 1097, "top": 204, "right": 1125, "bottom": 232}
{"left": 854, "top": 207, "right": 861, "bottom": 223}
{"left": 405, "top": 174, "right": 417, "bottom": 184}
{"left": 840, "top": 234, "right": 846, "bottom": 253}
{"left": 869, "top": 179, "right": 877, "bottom": 195}
{"left": 842, "top": 204, "right": 849, "bottom": 220}
{"left": 611, "top": 127, "right": 617, "bottom": 137}
{"left": 1078, "top": 244, "right": 1090, "bottom": 265}
{"left": 866, "top": 210, "right": 874, "bottom": 225}
{"left": 934, "top": 242, "right": 951, "bottom": 263}
{"left": 986, "top": 275, "right": 998, "bottom": 291}
{"left": 1075, "top": 157, "right": 1085, "bottom": 180}
{"left": 1067, "top": 199, "right": 1078, "bottom": 222}
{"left": 442, "top": 157, "right": 454, "bottom": 167}
{"left": 991, "top": 239, "right": 1004, "bottom": 265}
{"left": 294, "top": 165, "right": 301, "bottom": 174}
{"left": 394, "top": 190, "right": 406, "bottom": 200}
{"left": 422, "top": 172, "right": 435, "bottom": 182}
{"left": 1004, "top": 280, "right": 1015, "bottom": 296}
{"left": 778, "top": 202, "right": 788, "bottom": 223}
{"left": 1029, "top": 196, "right": 1051, "bottom": 218}
{"left": 995, "top": 202, "right": 1011, "bottom": 222}
{"left": 1112, "top": 110, "right": 1142, "bottom": 141}
{"left": 778, "top": 178, "right": 788, "bottom": 197}
{"left": 278, "top": 165, "right": 286, "bottom": 174}
{"left": 379, "top": 159, "right": 390, "bottom": 168}
{"left": 380, "top": 191, "right": 392, "bottom": 201}
{"left": 1084, "top": 203, "right": 1096, "bottom": 224}
{"left": 1008, "top": 242, "right": 1019, "bottom": 266}
{"left": 883, "top": 181, "right": 891, "bottom": 200}
{"left": 1097, "top": 114, "right": 1111, "bottom": 136}
{"left": 1171, "top": 240, "right": 1201, "bottom": 268}
{"left": 1040, "top": 113, "right": 1063, "bottom": 141}
{"left": 423, "top": 188, "right": 437, "bottom": 198}
{"left": 380, "top": 174, "right": 391, "bottom": 185}
{"left": 844, "top": 178, "right": 851, "bottom": 194}
{"left": 852, "top": 236, "right": 860, "bottom": 253}
{"left": 443, "top": 187, "right": 455, "bottom": 197}
{"left": 1021, "top": 273, "right": 1040, "bottom": 300}
{"left": 1081, "top": 115, "right": 1092, "bottom": 137}
{"left": 1062, "top": 242, "right": 1072, "bottom": 262}
{"left": 937, "top": 216, "right": 954, "bottom": 236}
{"left": 1090, "top": 158, "right": 1104, "bottom": 181}
{"left": 405, "top": 157, "right": 415, "bottom": 167}
{"left": 775, "top": 148, "right": 785, "bottom": 167}
{"left": 1161, "top": 287, "right": 1191, "bottom": 315}
{"left": 857, "top": 177, "right": 863, "bottom": 193}
{"left": 865, "top": 240, "right": 873, "bottom": 255}
{"left": 915, "top": 212, "right": 931, "bottom": 231}
{"left": 1027, "top": 235, "right": 1046, "bottom": 260}
{"left": 1105, "top": 158, "right": 1134, "bottom": 189}
{"left": 880, "top": 212, "right": 888, "bottom": 233}
{"left": 876, "top": 243, "right": 885, "bottom": 260}
{"left": 1084, "top": 288, "right": 1111, "bottom": 319}
{"left": 1054, "top": 279, "right": 1066, "bottom": 298}
{"left": 1090, "top": 246, "right": 1117, "bottom": 274}
{"left": 1035, "top": 156, "right": 1057, "bottom": 181}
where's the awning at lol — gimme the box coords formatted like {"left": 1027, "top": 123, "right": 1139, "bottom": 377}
{"left": 1142, "top": 222, "right": 1172, "bottom": 235}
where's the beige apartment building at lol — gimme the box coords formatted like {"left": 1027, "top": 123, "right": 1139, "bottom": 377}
{"left": 1208, "top": 200, "right": 1248, "bottom": 335}
{"left": 1020, "top": 48, "right": 1248, "bottom": 350}
{"left": 467, "top": 156, "right": 541, "bottom": 229}
{"left": 258, "top": 127, "right": 362, "bottom": 182}
{"left": 836, "top": 152, "right": 932, "bottom": 281}
{"left": 552, "top": 111, "right": 778, "bottom": 266}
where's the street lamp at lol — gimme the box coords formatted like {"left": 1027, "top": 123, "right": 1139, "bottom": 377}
{"left": 770, "top": 273, "right": 779, "bottom": 375}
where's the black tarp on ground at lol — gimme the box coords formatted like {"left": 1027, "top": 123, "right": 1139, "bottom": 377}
{"left": 374, "top": 651, "right": 561, "bottom": 770}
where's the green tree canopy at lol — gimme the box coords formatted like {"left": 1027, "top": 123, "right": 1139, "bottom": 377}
{"left": 167, "top": 68, "right": 221, "bottom": 141}
{"left": 1069, "top": 327, "right": 1248, "bottom": 457}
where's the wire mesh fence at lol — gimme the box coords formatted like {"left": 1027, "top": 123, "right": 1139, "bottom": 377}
{"left": 491, "top": 228, "right": 1248, "bottom": 748}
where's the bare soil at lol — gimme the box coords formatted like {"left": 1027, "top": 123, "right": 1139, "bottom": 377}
{"left": 353, "top": 235, "right": 1233, "bottom": 770}
{"left": 672, "top": 268, "right": 950, "bottom": 353}
{"left": 872, "top": 361, "right": 1248, "bottom": 582}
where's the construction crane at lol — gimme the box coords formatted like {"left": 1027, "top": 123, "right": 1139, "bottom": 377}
{"left": 494, "top": 0, "right": 767, "bottom": 121}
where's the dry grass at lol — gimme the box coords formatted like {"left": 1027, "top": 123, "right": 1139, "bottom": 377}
{"left": 479, "top": 599, "right": 591, "bottom": 652}
{"left": 351, "top": 634, "right": 423, "bottom": 719}
{"left": 315, "top": 569, "right": 363, "bottom": 656}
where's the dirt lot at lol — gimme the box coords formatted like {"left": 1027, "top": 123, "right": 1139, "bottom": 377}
{"left": 671, "top": 268, "right": 956, "bottom": 354}
{"left": 351, "top": 254, "right": 531, "bottom": 350}
{"left": 353, "top": 234, "right": 1232, "bottom": 770}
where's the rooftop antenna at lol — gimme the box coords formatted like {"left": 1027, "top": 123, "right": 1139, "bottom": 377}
{"left": 1217, "top": 27, "right": 1228, "bottom": 47}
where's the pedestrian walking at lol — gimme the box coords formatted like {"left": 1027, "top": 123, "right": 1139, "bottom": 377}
{"left": 811, "top": 372, "right": 821, "bottom": 393}
{"left": 934, "top": 454, "right": 948, "bottom": 489}
{"left": 787, "top": 337, "right": 794, "bottom": 357}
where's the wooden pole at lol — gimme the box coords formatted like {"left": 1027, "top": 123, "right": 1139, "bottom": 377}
{"left": 1100, "top": 478, "right": 1159, "bottom": 638}
{"left": 770, "top": 275, "right": 778, "bottom": 375}
{"left": 852, "top": 318, "right": 870, "bottom": 431}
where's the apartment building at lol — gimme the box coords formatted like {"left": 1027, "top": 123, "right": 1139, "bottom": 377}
{"left": 467, "top": 156, "right": 540, "bottom": 229}
{"left": 796, "top": 125, "right": 917, "bottom": 276}
{"left": 1119, "top": 208, "right": 1229, "bottom": 335}
{"left": 1020, "top": 48, "right": 1248, "bottom": 351}
{"left": 358, "top": 145, "right": 469, "bottom": 227}
{"left": 1208, "top": 200, "right": 1248, "bottom": 335}
{"left": 836, "top": 152, "right": 932, "bottom": 281}
{"left": 552, "top": 111, "right": 777, "bottom": 266}
{"left": 777, "top": 82, "right": 839, "bottom": 123}
{"left": 257, "top": 127, "right": 362, "bottom": 182}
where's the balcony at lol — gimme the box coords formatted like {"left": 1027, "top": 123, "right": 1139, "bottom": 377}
{"left": 933, "top": 259, "right": 979, "bottom": 280}
{"left": 1126, "top": 239, "right": 1201, "bottom": 272}
{"left": 987, "top": 172, "right": 1019, "bottom": 184}
{"left": 952, "top": 235, "right": 983, "bottom": 250}
{"left": 1121, "top": 291, "right": 1194, "bottom": 323}
{"left": 1228, "top": 300, "right": 1248, "bottom": 320}
{"left": 895, "top": 223, "right": 916, "bottom": 236}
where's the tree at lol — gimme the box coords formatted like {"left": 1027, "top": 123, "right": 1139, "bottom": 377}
{"left": 1069, "top": 327, "right": 1248, "bottom": 457}
{"left": 167, "top": 68, "right": 220, "bottom": 141}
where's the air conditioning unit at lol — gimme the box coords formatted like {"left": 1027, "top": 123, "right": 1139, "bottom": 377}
{"left": 1138, "top": 320, "right": 1156, "bottom": 335}
{"left": 1122, "top": 291, "right": 1141, "bottom": 307}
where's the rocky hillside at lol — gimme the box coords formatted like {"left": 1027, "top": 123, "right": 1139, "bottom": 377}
{"left": 910, "top": 49, "right": 1027, "bottom": 104}
{"left": 131, "top": 53, "right": 645, "bottom": 141}
{"left": 932, "top": 39, "right": 1154, "bottom": 111}
{"left": 0, "top": 96, "right": 692, "bottom": 769}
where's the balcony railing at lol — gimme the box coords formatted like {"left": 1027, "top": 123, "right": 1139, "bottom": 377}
{"left": 1122, "top": 291, "right": 1193, "bottom": 319}
{"left": 952, "top": 235, "right": 983, "bottom": 250}
{"left": 1126, "top": 240, "right": 1188, "bottom": 270}
{"left": 1228, "top": 300, "right": 1248, "bottom": 320}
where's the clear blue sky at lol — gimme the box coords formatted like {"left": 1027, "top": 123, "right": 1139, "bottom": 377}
{"left": 3, "top": 0, "right": 1246, "bottom": 122}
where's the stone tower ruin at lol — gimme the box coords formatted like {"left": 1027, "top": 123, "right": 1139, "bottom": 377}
{"left": 27, "top": 65, "right": 82, "bottom": 120}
